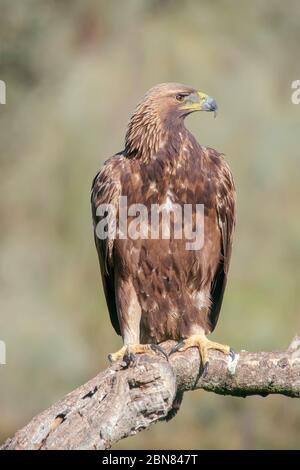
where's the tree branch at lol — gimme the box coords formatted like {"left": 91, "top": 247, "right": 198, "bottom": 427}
{"left": 2, "top": 337, "right": 300, "bottom": 450}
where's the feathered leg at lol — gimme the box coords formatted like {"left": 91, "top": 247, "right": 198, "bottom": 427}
{"left": 108, "top": 279, "right": 167, "bottom": 365}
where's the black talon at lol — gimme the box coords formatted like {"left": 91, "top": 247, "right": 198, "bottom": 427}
{"left": 122, "top": 352, "right": 136, "bottom": 368}
{"left": 150, "top": 344, "right": 168, "bottom": 361}
{"left": 169, "top": 340, "right": 185, "bottom": 356}
{"left": 229, "top": 348, "right": 236, "bottom": 360}
{"left": 194, "top": 359, "right": 209, "bottom": 388}
{"left": 202, "top": 361, "right": 209, "bottom": 378}
{"left": 108, "top": 353, "right": 113, "bottom": 364}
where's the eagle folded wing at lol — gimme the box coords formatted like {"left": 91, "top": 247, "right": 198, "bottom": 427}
{"left": 91, "top": 160, "right": 121, "bottom": 335}
{"left": 209, "top": 158, "right": 236, "bottom": 330}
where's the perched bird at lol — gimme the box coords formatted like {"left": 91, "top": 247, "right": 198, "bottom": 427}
{"left": 91, "top": 83, "right": 236, "bottom": 374}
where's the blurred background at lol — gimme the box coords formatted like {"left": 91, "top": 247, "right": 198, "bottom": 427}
{"left": 1, "top": 0, "right": 300, "bottom": 450}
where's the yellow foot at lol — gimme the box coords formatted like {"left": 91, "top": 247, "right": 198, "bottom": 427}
{"left": 108, "top": 343, "right": 168, "bottom": 365}
{"left": 170, "top": 334, "right": 235, "bottom": 377}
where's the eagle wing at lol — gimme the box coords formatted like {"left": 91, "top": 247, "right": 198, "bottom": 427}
{"left": 209, "top": 154, "right": 236, "bottom": 331}
{"left": 91, "top": 157, "right": 121, "bottom": 336}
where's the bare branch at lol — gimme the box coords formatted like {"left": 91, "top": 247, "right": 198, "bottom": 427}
{"left": 1, "top": 338, "right": 300, "bottom": 450}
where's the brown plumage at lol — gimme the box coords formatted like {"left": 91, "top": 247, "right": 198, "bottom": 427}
{"left": 91, "top": 83, "right": 236, "bottom": 371}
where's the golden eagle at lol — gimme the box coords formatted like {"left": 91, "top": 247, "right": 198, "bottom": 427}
{"left": 91, "top": 83, "right": 236, "bottom": 374}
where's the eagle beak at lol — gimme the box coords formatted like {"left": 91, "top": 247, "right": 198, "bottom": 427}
{"left": 180, "top": 91, "right": 218, "bottom": 117}
{"left": 198, "top": 92, "right": 218, "bottom": 117}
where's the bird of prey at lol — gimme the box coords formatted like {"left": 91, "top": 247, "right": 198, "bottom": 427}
{"left": 91, "top": 83, "right": 236, "bottom": 374}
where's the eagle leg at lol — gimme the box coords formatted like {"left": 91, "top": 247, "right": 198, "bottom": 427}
{"left": 108, "top": 343, "right": 168, "bottom": 365}
{"left": 169, "top": 335, "right": 234, "bottom": 377}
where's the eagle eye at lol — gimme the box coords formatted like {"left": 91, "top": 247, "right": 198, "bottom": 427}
{"left": 175, "top": 93, "right": 188, "bottom": 102}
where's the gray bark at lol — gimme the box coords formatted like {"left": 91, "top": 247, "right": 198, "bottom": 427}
{"left": 1, "top": 337, "right": 300, "bottom": 450}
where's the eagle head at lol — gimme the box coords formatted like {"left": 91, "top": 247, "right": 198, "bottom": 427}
{"left": 125, "top": 83, "right": 217, "bottom": 160}
{"left": 140, "top": 83, "right": 217, "bottom": 120}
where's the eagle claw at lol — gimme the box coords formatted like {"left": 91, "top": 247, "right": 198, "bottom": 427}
{"left": 229, "top": 348, "right": 236, "bottom": 360}
{"left": 108, "top": 343, "right": 168, "bottom": 367}
{"left": 107, "top": 353, "right": 114, "bottom": 364}
{"left": 150, "top": 344, "right": 169, "bottom": 361}
{"left": 202, "top": 361, "right": 209, "bottom": 378}
{"left": 122, "top": 352, "right": 137, "bottom": 368}
{"left": 169, "top": 340, "right": 185, "bottom": 356}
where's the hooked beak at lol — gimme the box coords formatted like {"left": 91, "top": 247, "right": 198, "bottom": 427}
{"left": 180, "top": 91, "right": 218, "bottom": 117}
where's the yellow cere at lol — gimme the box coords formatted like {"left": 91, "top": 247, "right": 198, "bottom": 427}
{"left": 180, "top": 91, "right": 208, "bottom": 110}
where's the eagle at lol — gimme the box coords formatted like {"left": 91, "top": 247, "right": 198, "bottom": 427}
{"left": 91, "top": 83, "right": 236, "bottom": 374}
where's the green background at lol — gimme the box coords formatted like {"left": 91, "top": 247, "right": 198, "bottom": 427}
{"left": 1, "top": 0, "right": 300, "bottom": 449}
